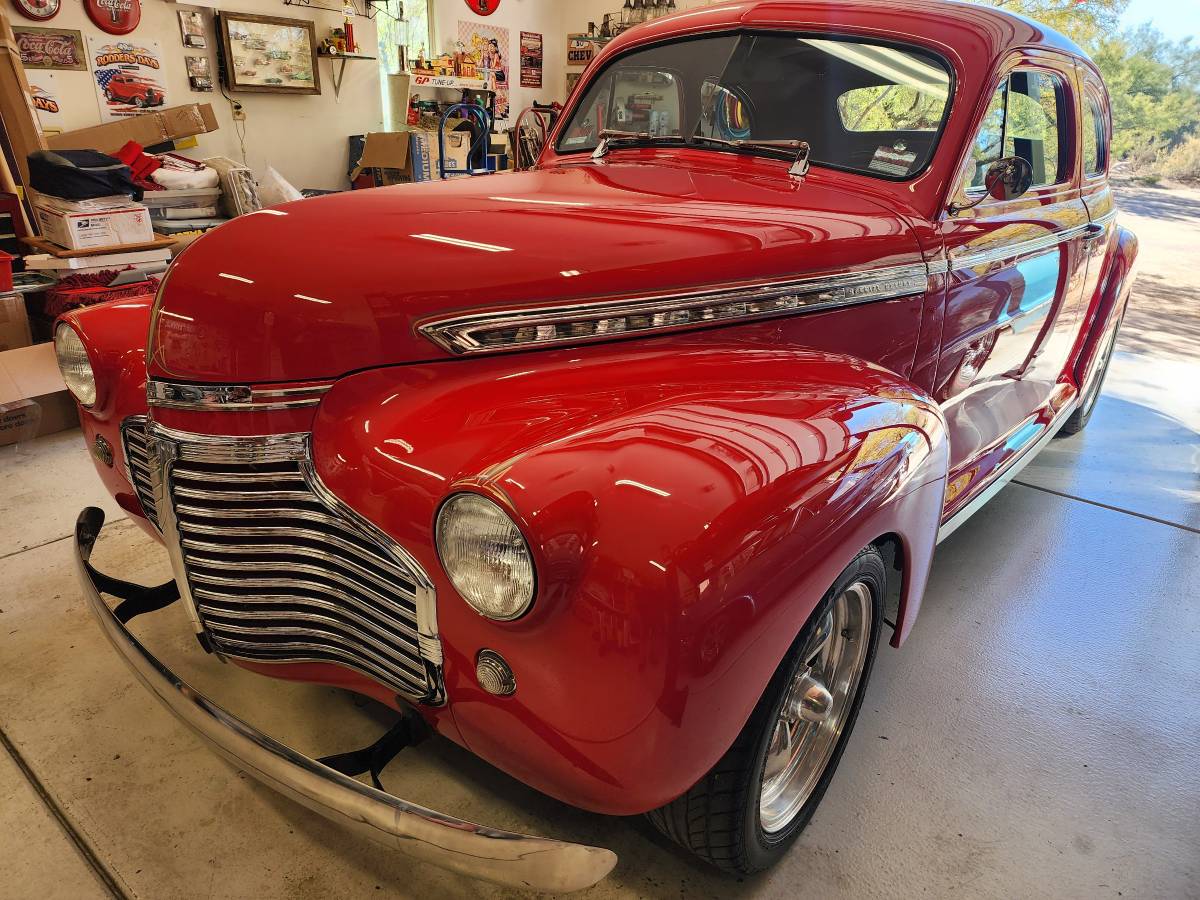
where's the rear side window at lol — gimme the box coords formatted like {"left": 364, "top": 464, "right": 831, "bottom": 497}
{"left": 966, "top": 69, "right": 1069, "bottom": 190}
{"left": 1082, "top": 93, "right": 1106, "bottom": 175}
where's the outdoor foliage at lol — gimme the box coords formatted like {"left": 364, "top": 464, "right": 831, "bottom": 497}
{"left": 971, "top": 1, "right": 1200, "bottom": 173}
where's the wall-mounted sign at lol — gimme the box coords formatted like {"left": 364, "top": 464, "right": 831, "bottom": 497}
{"left": 567, "top": 34, "right": 600, "bottom": 67}
{"left": 88, "top": 36, "right": 167, "bottom": 120}
{"left": 13, "top": 25, "right": 85, "bottom": 69}
{"left": 178, "top": 9, "right": 207, "bottom": 49}
{"left": 85, "top": 0, "right": 141, "bottom": 36}
{"left": 463, "top": 0, "right": 501, "bottom": 15}
{"left": 459, "top": 18, "right": 510, "bottom": 119}
{"left": 29, "top": 73, "right": 65, "bottom": 130}
{"left": 10, "top": 0, "right": 61, "bottom": 23}
{"left": 520, "top": 31, "right": 542, "bottom": 88}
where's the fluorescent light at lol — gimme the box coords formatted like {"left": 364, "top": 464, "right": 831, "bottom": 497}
{"left": 410, "top": 233, "right": 513, "bottom": 253}
{"left": 218, "top": 272, "right": 254, "bottom": 284}
{"left": 616, "top": 479, "right": 671, "bottom": 498}
{"left": 489, "top": 196, "right": 590, "bottom": 207}
{"left": 293, "top": 293, "right": 332, "bottom": 304}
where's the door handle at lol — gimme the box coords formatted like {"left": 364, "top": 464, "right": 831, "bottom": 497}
{"left": 1082, "top": 222, "right": 1106, "bottom": 243}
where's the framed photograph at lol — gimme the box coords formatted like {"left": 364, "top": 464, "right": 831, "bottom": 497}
{"left": 186, "top": 55, "right": 213, "bottom": 91}
{"left": 179, "top": 9, "right": 207, "bottom": 49}
{"left": 217, "top": 12, "right": 320, "bottom": 95}
{"left": 12, "top": 25, "right": 86, "bottom": 70}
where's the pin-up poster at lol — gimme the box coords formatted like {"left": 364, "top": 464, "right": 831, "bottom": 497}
{"left": 458, "top": 19, "right": 510, "bottom": 119}
{"left": 88, "top": 36, "right": 169, "bottom": 121}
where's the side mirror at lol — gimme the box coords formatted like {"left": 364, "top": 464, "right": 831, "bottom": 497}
{"left": 950, "top": 156, "right": 1034, "bottom": 213}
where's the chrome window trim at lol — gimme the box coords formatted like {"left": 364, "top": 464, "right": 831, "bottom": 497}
{"left": 420, "top": 262, "right": 933, "bottom": 355}
{"left": 147, "top": 380, "right": 333, "bottom": 412}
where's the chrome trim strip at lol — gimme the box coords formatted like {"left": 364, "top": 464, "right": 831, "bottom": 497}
{"left": 420, "top": 262, "right": 933, "bottom": 355}
{"left": 936, "top": 399, "right": 1077, "bottom": 544}
{"left": 1091, "top": 209, "right": 1118, "bottom": 228}
{"left": 147, "top": 380, "right": 333, "bottom": 412}
{"left": 74, "top": 509, "right": 617, "bottom": 894}
{"left": 948, "top": 221, "right": 1091, "bottom": 273}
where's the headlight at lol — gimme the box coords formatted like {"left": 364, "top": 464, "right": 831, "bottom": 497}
{"left": 54, "top": 324, "right": 97, "bottom": 407}
{"left": 436, "top": 493, "right": 536, "bottom": 621}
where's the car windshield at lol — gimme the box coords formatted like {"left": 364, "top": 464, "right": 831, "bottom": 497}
{"left": 556, "top": 32, "right": 952, "bottom": 180}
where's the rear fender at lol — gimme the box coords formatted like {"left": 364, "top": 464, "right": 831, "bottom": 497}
{"left": 1074, "top": 225, "right": 1138, "bottom": 391}
{"left": 314, "top": 336, "right": 948, "bottom": 814}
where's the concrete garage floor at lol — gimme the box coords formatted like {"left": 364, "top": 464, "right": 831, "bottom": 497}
{"left": 1, "top": 183, "right": 1197, "bottom": 900}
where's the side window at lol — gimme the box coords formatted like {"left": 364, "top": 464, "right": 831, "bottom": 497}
{"left": 1082, "top": 93, "right": 1106, "bottom": 176}
{"left": 1003, "top": 70, "right": 1066, "bottom": 186}
{"left": 969, "top": 83, "right": 1007, "bottom": 188}
{"left": 836, "top": 84, "right": 947, "bottom": 133}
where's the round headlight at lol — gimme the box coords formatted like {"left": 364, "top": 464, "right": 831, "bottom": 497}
{"left": 436, "top": 493, "right": 536, "bottom": 621}
{"left": 54, "top": 324, "right": 97, "bottom": 407}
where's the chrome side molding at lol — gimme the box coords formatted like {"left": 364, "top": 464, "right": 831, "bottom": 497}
{"left": 420, "top": 262, "right": 932, "bottom": 355}
{"left": 148, "top": 380, "right": 333, "bottom": 411}
{"left": 75, "top": 507, "right": 617, "bottom": 893}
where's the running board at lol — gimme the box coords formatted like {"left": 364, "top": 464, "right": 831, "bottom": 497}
{"left": 936, "top": 400, "right": 1076, "bottom": 544}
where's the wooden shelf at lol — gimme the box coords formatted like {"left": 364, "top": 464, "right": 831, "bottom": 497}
{"left": 318, "top": 52, "right": 379, "bottom": 101}
{"left": 21, "top": 235, "right": 176, "bottom": 258}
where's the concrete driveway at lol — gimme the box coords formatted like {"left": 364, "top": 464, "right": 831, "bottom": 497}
{"left": 1, "top": 183, "right": 1196, "bottom": 899}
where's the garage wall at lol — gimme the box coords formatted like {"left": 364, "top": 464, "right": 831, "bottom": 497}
{"left": 431, "top": 0, "right": 568, "bottom": 119}
{"left": 33, "top": 1, "right": 383, "bottom": 190}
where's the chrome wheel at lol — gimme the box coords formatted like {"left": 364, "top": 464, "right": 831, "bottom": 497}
{"left": 759, "top": 581, "right": 873, "bottom": 834}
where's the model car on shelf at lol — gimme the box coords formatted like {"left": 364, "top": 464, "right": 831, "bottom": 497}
{"left": 103, "top": 74, "right": 165, "bottom": 108}
{"left": 59, "top": 0, "right": 1136, "bottom": 892}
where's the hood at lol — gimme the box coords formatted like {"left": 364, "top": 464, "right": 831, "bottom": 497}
{"left": 148, "top": 155, "right": 921, "bottom": 384}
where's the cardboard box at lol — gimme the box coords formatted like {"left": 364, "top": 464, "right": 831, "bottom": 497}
{"left": 0, "top": 340, "right": 78, "bottom": 447}
{"left": 352, "top": 122, "right": 472, "bottom": 185}
{"left": 352, "top": 131, "right": 413, "bottom": 185}
{"left": 46, "top": 103, "right": 219, "bottom": 155}
{"left": 409, "top": 128, "right": 471, "bottom": 181}
{"left": 0, "top": 292, "right": 32, "bottom": 352}
{"left": 33, "top": 199, "right": 154, "bottom": 251}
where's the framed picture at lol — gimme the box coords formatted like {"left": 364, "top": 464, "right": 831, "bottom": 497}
{"left": 12, "top": 25, "right": 86, "bottom": 70}
{"left": 217, "top": 12, "right": 320, "bottom": 95}
{"left": 186, "top": 55, "right": 213, "bottom": 91}
{"left": 179, "top": 9, "right": 207, "bottom": 49}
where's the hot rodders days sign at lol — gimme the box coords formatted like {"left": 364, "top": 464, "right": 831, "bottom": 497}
{"left": 88, "top": 36, "right": 168, "bottom": 121}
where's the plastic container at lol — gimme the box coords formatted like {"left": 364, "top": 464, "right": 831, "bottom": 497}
{"left": 139, "top": 187, "right": 222, "bottom": 210}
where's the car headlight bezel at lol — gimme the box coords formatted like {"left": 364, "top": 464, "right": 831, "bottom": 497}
{"left": 435, "top": 492, "right": 537, "bottom": 622}
{"left": 54, "top": 323, "right": 97, "bottom": 408}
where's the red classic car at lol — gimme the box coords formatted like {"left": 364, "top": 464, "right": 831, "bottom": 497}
{"left": 59, "top": 0, "right": 1136, "bottom": 892}
{"left": 103, "top": 73, "right": 164, "bottom": 108}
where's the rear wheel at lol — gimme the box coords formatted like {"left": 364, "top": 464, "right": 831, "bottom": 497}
{"left": 647, "top": 547, "right": 885, "bottom": 874}
{"left": 1060, "top": 318, "right": 1120, "bottom": 436}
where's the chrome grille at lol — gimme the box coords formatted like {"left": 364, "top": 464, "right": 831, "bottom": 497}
{"left": 123, "top": 419, "right": 442, "bottom": 703}
{"left": 121, "top": 417, "right": 160, "bottom": 530}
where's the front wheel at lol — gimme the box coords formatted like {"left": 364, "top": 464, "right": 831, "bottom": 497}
{"left": 647, "top": 547, "right": 885, "bottom": 874}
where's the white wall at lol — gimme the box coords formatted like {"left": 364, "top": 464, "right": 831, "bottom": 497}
{"left": 431, "top": 0, "right": 567, "bottom": 123}
{"left": 38, "top": 1, "right": 383, "bottom": 190}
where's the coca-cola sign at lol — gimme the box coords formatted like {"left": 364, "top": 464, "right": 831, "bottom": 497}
{"left": 84, "top": 0, "right": 141, "bottom": 35}
{"left": 463, "top": 0, "right": 501, "bottom": 15}
{"left": 13, "top": 26, "right": 86, "bottom": 69}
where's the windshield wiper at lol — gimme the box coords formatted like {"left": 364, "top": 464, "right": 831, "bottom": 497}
{"left": 592, "top": 129, "right": 687, "bottom": 159}
{"left": 687, "top": 136, "right": 812, "bottom": 177}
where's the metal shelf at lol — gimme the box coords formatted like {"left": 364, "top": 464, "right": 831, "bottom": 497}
{"left": 317, "top": 52, "right": 378, "bottom": 101}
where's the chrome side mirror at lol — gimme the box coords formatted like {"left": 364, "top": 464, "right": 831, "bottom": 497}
{"left": 950, "top": 156, "right": 1034, "bottom": 213}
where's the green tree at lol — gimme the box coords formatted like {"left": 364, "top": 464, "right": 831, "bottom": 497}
{"left": 978, "top": 0, "right": 1128, "bottom": 48}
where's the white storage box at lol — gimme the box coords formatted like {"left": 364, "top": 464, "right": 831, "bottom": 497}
{"left": 32, "top": 199, "right": 154, "bottom": 251}
{"left": 140, "top": 187, "right": 222, "bottom": 210}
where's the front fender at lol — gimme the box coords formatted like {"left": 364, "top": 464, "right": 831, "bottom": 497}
{"left": 313, "top": 336, "right": 948, "bottom": 814}
{"left": 59, "top": 297, "right": 157, "bottom": 535}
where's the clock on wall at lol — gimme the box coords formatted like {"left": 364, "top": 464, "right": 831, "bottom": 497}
{"left": 84, "top": 0, "right": 141, "bottom": 35}
{"left": 11, "top": 0, "right": 61, "bottom": 22}
{"left": 463, "top": 0, "right": 501, "bottom": 15}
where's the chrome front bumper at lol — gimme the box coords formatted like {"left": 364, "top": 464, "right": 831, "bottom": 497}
{"left": 75, "top": 508, "right": 617, "bottom": 893}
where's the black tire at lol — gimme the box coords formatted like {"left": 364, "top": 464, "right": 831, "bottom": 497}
{"left": 647, "top": 546, "right": 885, "bottom": 874}
{"left": 104, "top": 89, "right": 114, "bottom": 101}
{"left": 1060, "top": 318, "right": 1120, "bottom": 436}
{"left": 133, "top": 96, "right": 146, "bottom": 108}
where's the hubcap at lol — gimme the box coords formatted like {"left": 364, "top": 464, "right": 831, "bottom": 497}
{"left": 759, "top": 581, "right": 873, "bottom": 834}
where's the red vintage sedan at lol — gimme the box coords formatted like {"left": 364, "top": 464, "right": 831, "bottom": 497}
{"left": 59, "top": 0, "right": 1136, "bottom": 892}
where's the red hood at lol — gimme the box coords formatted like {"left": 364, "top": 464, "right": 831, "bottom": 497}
{"left": 148, "top": 155, "right": 921, "bottom": 384}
